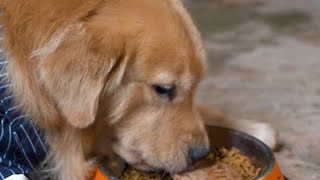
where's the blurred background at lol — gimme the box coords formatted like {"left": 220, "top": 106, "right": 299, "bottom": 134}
{"left": 183, "top": 0, "right": 320, "bottom": 179}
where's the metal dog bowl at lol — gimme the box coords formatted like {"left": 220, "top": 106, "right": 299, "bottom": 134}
{"left": 206, "top": 125, "right": 287, "bottom": 180}
{"left": 94, "top": 125, "right": 287, "bottom": 180}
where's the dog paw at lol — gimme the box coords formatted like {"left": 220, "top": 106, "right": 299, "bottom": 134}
{"left": 242, "top": 121, "right": 278, "bottom": 150}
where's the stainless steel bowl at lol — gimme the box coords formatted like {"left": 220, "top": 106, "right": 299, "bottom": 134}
{"left": 206, "top": 125, "right": 286, "bottom": 180}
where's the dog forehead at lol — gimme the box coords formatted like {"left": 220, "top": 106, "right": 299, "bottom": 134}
{"left": 131, "top": 29, "right": 204, "bottom": 85}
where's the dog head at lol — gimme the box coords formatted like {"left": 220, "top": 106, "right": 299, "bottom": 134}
{"left": 34, "top": 0, "right": 209, "bottom": 174}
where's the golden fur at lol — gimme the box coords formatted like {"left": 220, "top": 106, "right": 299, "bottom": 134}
{"left": 0, "top": 0, "right": 277, "bottom": 179}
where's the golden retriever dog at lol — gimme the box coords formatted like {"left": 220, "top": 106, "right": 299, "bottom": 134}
{"left": 0, "top": 0, "right": 277, "bottom": 179}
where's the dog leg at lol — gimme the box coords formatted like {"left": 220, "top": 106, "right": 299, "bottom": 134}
{"left": 50, "top": 147, "right": 96, "bottom": 180}
{"left": 198, "top": 105, "right": 278, "bottom": 150}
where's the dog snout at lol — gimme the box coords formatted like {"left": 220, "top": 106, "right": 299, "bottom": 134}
{"left": 188, "top": 146, "right": 210, "bottom": 162}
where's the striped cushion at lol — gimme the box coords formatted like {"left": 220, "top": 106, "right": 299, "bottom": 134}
{"left": 0, "top": 32, "right": 48, "bottom": 179}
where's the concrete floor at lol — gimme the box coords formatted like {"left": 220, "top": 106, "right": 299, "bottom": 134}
{"left": 184, "top": 0, "right": 320, "bottom": 179}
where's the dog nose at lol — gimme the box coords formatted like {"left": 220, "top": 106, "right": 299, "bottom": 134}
{"left": 188, "top": 146, "right": 210, "bottom": 162}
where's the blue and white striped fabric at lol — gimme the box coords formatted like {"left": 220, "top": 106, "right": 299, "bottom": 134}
{"left": 0, "top": 35, "right": 48, "bottom": 179}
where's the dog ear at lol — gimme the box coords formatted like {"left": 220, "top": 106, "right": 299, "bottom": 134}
{"left": 36, "top": 25, "right": 122, "bottom": 128}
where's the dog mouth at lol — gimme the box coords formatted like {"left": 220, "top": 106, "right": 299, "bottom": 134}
{"left": 113, "top": 142, "right": 153, "bottom": 169}
{"left": 113, "top": 142, "right": 167, "bottom": 173}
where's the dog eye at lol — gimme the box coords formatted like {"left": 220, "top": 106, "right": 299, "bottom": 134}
{"left": 153, "top": 85, "right": 175, "bottom": 100}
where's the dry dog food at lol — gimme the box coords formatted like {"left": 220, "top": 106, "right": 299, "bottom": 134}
{"left": 214, "top": 148, "right": 261, "bottom": 179}
{"left": 120, "top": 167, "right": 170, "bottom": 180}
{"left": 120, "top": 148, "right": 261, "bottom": 180}
{"left": 173, "top": 162, "right": 243, "bottom": 180}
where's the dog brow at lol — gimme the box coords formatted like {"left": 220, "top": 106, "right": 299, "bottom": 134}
{"left": 153, "top": 72, "right": 175, "bottom": 85}
{"left": 153, "top": 71, "right": 194, "bottom": 90}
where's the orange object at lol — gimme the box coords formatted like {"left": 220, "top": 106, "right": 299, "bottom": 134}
{"left": 93, "top": 169, "right": 108, "bottom": 180}
{"left": 93, "top": 163, "right": 285, "bottom": 180}
{"left": 93, "top": 167, "right": 285, "bottom": 180}
{"left": 262, "top": 161, "right": 285, "bottom": 180}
